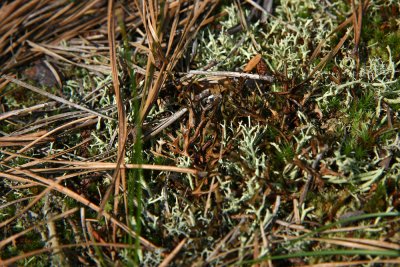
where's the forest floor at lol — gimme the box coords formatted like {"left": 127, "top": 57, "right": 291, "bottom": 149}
{"left": 0, "top": 0, "right": 399, "bottom": 266}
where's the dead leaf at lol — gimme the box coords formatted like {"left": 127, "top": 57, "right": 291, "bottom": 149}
{"left": 243, "top": 54, "right": 261, "bottom": 73}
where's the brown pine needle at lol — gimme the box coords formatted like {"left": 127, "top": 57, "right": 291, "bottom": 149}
{"left": 159, "top": 238, "right": 187, "bottom": 267}
{"left": 2, "top": 75, "right": 113, "bottom": 120}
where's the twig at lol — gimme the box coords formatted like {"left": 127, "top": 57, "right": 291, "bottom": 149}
{"left": 144, "top": 108, "right": 188, "bottom": 140}
{"left": 182, "top": 70, "right": 274, "bottom": 82}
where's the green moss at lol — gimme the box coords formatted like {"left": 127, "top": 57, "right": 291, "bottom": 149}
{"left": 342, "top": 139, "right": 355, "bottom": 157}
{"left": 337, "top": 89, "right": 380, "bottom": 160}
{"left": 326, "top": 96, "right": 341, "bottom": 111}
{"left": 386, "top": 31, "right": 400, "bottom": 60}
{"left": 362, "top": 5, "right": 400, "bottom": 62}
{"left": 276, "top": 143, "right": 295, "bottom": 164}
{"left": 353, "top": 145, "right": 367, "bottom": 160}
{"left": 298, "top": 7, "right": 312, "bottom": 19}
{"left": 266, "top": 126, "right": 279, "bottom": 140}
{"left": 63, "top": 197, "right": 78, "bottom": 210}
{"left": 2, "top": 231, "right": 47, "bottom": 264}
{"left": 364, "top": 182, "right": 388, "bottom": 213}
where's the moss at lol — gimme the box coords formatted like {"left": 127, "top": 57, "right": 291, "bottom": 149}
{"left": 63, "top": 197, "right": 79, "bottom": 210}
{"left": 353, "top": 91, "right": 376, "bottom": 114}
{"left": 2, "top": 231, "right": 47, "bottom": 264}
{"left": 386, "top": 31, "right": 400, "bottom": 56}
{"left": 364, "top": 182, "right": 388, "bottom": 213}
{"left": 353, "top": 144, "right": 367, "bottom": 160}
{"left": 276, "top": 143, "right": 295, "bottom": 163}
{"left": 362, "top": 5, "right": 400, "bottom": 62}
{"left": 342, "top": 139, "right": 355, "bottom": 158}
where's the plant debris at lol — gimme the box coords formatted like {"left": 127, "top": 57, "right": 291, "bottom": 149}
{"left": 0, "top": 0, "right": 399, "bottom": 266}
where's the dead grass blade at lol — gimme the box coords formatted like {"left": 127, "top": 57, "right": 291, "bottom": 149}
{"left": 139, "top": 0, "right": 220, "bottom": 123}
{"left": 0, "top": 171, "right": 45, "bottom": 187}
{"left": 159, "top": 238, "right": 187, "bottom": 267}
{"left": 165, "top": 2, "right": 181, "bottom": 57}
{"left": 0, "top": 166, "right": 158, "bottom": 250}
{"left": 298, "top": 259, "right": 400, "bottom": 267}
{"left": 0, "top": 241, "right": 163, "bottom": 267}
{"left": 322, "top": 237, "right": 400, "bottom": 250}
{"left": 26, "top": 41, "right": 111, "bottom": 74}
{"left": 305, "top": 28, "right": 352, "bottom": 83}
{"left": 8, "top": 111, "right": 96, "bottom": 139}
{"left": 0, "top": 101, "right": 56, "bottom": 121}
{"left": 0, "top": 208, "right": 79, "bottom": 249}
{"left": 12, "top": 158, "right": 200, "bottom": 175}
{"left": 0, "top": 131, "right": 54, "bottom": 147}
{"left": 307, "top": 237, "right": 396, "bottom": 251}
{"left": 0, "top": 169, "right": 92, "bottom": 229}
{"left": 1, "top": 115, "right": 96, "bottom": 163}
{"left": 0, "top": 0, "right": 111, "bottom": 72}
{"left": 309, "top": 16, "right": 353, "bottom": 63}
{"left": 2, "top": 147, "right": 88, "bottom": 174}
{"left": 104, "top": 0, "right": 128, "bottom": 235}
{"left": 2, "top": 75, "right": 113, "bottom": 120}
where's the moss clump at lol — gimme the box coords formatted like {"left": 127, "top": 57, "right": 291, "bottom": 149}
{"left": 364, "top": 181, "right": 389, "bottom": 213}
{"left": 362, "top": 5, "right": 400, "bottom": 62}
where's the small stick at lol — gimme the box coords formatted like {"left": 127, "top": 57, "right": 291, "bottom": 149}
{"left": 182, "top": 70, "right": 274, "bottom": 82}
{"left": 144, "top": 108, "right": 188, "bottom": 140}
